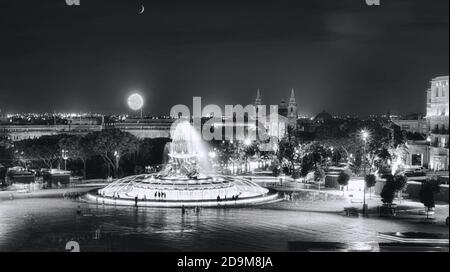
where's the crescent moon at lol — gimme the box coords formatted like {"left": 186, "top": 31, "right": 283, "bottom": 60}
{"left": 138, "top": 5, "right": 145, "bottom": 14}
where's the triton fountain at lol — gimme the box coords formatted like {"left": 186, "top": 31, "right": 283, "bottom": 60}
{"left": 85, "top": 121, "right": 278, "bottom": 207}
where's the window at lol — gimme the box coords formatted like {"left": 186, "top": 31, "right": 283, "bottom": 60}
{"left": 411, "top": 154, "right": 422, "bottom": 166}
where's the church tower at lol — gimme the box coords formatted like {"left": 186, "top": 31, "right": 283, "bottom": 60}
{"left": 287, "top": 88, "right": 298, "bottom": 127}
{"left": 255, "top": 89, "right": 262, "bottom": 106}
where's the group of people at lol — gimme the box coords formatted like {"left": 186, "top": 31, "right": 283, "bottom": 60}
{"left": 154, "top": 191, "right": 167, "bottom": 199}
{"left": 112, "top": 192, "right": 121, "bottom": 199}
{"left": 216, "top": 193, "right": 241, "bottom": 202}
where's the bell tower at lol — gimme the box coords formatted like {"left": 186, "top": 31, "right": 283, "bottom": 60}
{"left": 255, "top": 89, "right": 262, "bottom": 106}
{"left": 287, "top": 88, "right": 298, "bottom": 127}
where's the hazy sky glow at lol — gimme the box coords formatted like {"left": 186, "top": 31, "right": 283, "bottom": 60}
{"left": 0, "top": 0, "right": 448, "bottom": 117}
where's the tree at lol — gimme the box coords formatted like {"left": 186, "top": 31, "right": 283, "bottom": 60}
{"left": 393, "top": 174, "right": 408, "bottom": 191}
{"left": 291, "top": 169, "right": 302, "bottom": 179}
{"left": 305, "top": 142, "right": 328, "bottom": 168}
{"left": 380, "top": 177, "right": 396, "bottom": 205}
{"left": 277, "top": 137, "right": 298, "bottom": 174}
{"left": 314, "top": 167, "right": 325, "bottom": 182}
{"left": 15, "top": 135, "right": 62, "bottom": 169}
{"left": 365, "top": 174, "right": 377, "bottom": 198}
{"left": 365, "top": 174, "right": 377, "bottom": 188}
{"left": 240, "top": 141, "right": 259, "bottom": 173}
{"left": 319, "top": 138, "right": 352, "bottom": 162}
{"left": 300, "top": 156, "right": 314, "bottom": 177}
{"left": 337, "top": 171, "right": 350, "bottom": 193}
{"left": 272, "top": 166, "right": 281, "bottom": 177}
{"left": 59, "top": 135, "right": 93, "bottom": 178}
{"left": 0, "top": 136, "right": 13, "bottom": 168}
{"left": 218, "top": 141, "right": 238, "bottom": 174}
{"left": 0, "top": 136, "right": 12, "bottom": 149}
{"left": 380, "top": 174, "right": 408, "bottom": 205}
{"left": 86, "top": 129, "right": 139, "bottom": 178}
{"left": 419, "top": 178, "right": 441, "bottom": 219}
{"left": 134, "top": 138, "right": 170, "bottom": 168}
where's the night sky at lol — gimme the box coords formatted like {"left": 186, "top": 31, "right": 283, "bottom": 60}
{"left": 0, "top": 0, "right": 448, "bottom": 117}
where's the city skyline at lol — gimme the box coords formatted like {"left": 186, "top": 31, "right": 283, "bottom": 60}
{"left": 0, "top": 0, "right": 448, "bottom": 116}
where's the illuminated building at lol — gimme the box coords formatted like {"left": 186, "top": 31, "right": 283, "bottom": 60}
{"left": 426, "top": 75, "right": 449, "bottom": 171}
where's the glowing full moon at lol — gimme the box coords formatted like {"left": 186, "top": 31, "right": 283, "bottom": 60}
{"left": 127, "top": 93, "right": 144, "bottom": 111}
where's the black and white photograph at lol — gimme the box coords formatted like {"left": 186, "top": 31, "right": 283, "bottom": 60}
{"left": 0, "top": 0, "right": 448, "bottom": 259}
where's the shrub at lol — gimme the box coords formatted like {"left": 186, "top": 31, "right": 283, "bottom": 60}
{"left": 314, "top": 167, "right": 325, "bottom": 181}
{"left": 272, "top": 167, "right": 281, "bottom": 177}
{"left": 292, "top": 170, "right": 301, "bottom": 179}
{"left": 380, "top": 175, "right": 396, "bottom": 204}
{"left": 393, "top": 174, "right": 408, "bottom": 191}
{"left": 419, "top": 183, "right": 435, "bottom": 210}
{"left": 337, "top": 171, "right": 350, "bottom": 187}
{"left": 419, "top": 177, "right": 441, "bottom": 211}
{"left": 365, "top": 174, "right": 377, "bottom": 188}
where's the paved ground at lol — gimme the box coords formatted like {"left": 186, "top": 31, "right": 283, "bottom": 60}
{"left": 0, "top": 183, "right": 448, "bottom": 251}
{"left": 0, "top": 197, "right": 448, "bottom": 252}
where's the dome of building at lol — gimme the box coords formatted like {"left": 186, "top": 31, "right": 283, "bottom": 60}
{"left": 314, "top": 110, "right": 333, "bottom": 122}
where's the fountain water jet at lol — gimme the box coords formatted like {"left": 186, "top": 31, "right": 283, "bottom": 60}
{"left": 85, "top": 121, "right": 278, "bottom": 207}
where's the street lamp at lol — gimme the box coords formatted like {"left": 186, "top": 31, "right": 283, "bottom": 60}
{"left": 61, "top": 149, "right": 69, "bottom": 170}
{"left": 243, "top": 138, "right": 252, "bottom": 146}
{"left": 114, "top": 150, "right": 120, "bottom": 178}
{"left": 330, "top": 146, "right": 336, "bottom": 166}
{"left": 243, "top": 138, "right": 252, "bottom": 173}
{"left": 361, "top": 129, "right": 370, "bottom": 215}
{"left": 208, "top": 151, "right": 216, "bottom": 159}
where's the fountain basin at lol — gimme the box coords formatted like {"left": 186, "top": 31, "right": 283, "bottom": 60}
{"left": 85, "top": 174, "right": 279, "bottom": 207}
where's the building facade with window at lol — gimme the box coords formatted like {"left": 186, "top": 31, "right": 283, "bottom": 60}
{"left": 426, "top": 75, "right": 449, "bottom": 171}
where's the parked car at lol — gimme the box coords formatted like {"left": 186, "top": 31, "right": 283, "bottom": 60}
{"left": 402, "top": 167, "right": 426, "bottom": 177}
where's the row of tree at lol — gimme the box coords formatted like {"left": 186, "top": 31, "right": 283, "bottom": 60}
{"left": 272, "top": 118, "right": 407, "bottom": 179}
{"left": 1, "top": 129, "right": 170, "bottom": 179}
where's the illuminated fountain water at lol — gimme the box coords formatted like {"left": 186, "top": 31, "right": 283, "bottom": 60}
{"left": 85, "top": 121, "right": 278, "bottom": 207}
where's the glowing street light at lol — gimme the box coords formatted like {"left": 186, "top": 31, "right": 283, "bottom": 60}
{"left": 330, "top": 146, "right": 337, "bottom": 166}
{"left": 243, "top": 138, "right": 252, "bottom": 146}
{"left": 61, "top": 149, "right": 69, "bottom": 170}
{"left": 242, "top": 138, "right": 252, "bottom": 173}
{"left": 114, "top": 150, "right": 120, "bottom": 178}
{"left": 360, "top": 129, "right": 370, "bottom": 215}
{"left": 208, "top": 151, "right": 217, "bottom": 159}
{"left": 361, "top": 130, "right": 369, "bottom": 142}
